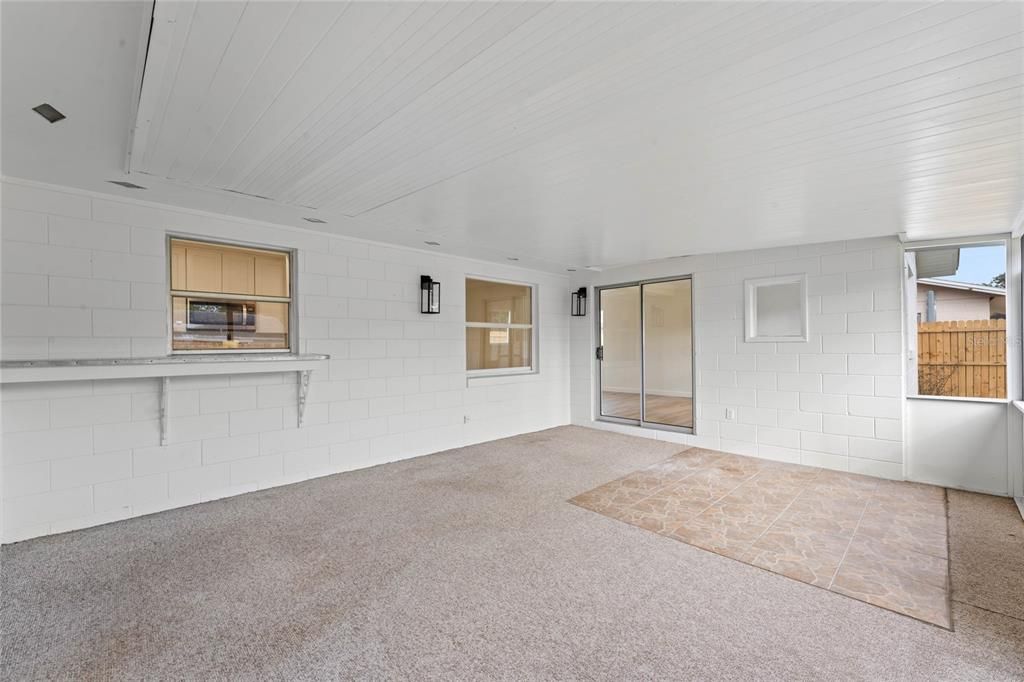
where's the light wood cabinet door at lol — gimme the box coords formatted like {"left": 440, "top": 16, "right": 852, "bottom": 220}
{"left": 222, "top": 251, "right": 255, "bottom": 295}
{"left": 170, "top": 243, "right": 187, "bottom": 290}
{"left": 185, "top": 247, "right": 223, "bottom": 293}
{"left": 254, "top": 254, "right": 289, "bottom": 297}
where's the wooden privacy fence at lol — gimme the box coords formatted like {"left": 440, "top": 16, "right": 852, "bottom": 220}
{"left": 917, "top": 319, "right": 1006, "bottom": 399}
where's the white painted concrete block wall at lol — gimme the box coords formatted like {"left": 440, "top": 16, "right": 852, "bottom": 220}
{"left": 570, "top": 237, "right": 905, "bottom": 478}
{"left": 0, "top": 180, "right": 570, "bottom": 542}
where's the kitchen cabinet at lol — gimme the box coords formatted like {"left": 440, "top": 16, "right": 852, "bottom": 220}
{"left": 171, "top": 243, "right": 187, "bottom": 290}
{"left": 222, "top": 251, "right": 255, "bottom": 295}
{"left": 255, "top": 254, "right": 288, "bottom": 297}
{"left": 185, "top": 246, "right": 223, "bottom": 293}
{"left": 172, "top": 239, "right": 289, "bottom": 298}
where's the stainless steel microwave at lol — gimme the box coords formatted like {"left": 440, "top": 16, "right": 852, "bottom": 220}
{"left": 186, "top": 299, "right": 256, "bottom": 332}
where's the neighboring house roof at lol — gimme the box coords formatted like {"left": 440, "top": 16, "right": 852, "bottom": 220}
{"left": 914, "top": 248, "right": 960, "bottom": 278}
{"left": 917, "top": 278, "right": 1006, "bottom": 297}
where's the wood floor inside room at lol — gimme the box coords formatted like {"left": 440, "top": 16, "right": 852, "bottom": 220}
{"left": 601, "top": 391, "right": 693, "bottom": 428}
{"left": 1, "top": 427, "right": 1021, "bottom": 680}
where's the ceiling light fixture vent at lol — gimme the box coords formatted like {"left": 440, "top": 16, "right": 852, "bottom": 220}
{"left": 32, "top": 103, "right": 65, "bottom": 123}
{"left": 303, "top": 217, "right": 327, "bottom": 224}
{"left": 424, "top": 241, "right": 441, "bottom": 246}
{"left": 107, "top": 180, "right": 147, "bottom": 190}
{"left": 507, "top": 257, "right": 519, "bottom": 261}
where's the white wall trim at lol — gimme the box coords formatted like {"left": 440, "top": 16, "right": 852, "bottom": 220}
{"left": 1007, "top": 237, "right": 1023, "bottom": 498}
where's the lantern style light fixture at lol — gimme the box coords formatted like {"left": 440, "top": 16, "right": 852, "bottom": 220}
{"left": 571, "top": 287, "right": 587, "bottom": 317}
{"left": 420, "top": 275, "right": 440, "bottom": 314}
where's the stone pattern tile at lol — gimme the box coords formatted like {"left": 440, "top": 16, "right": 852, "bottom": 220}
{"left": 570, "top": 448, "right": 951, "bottom": 628}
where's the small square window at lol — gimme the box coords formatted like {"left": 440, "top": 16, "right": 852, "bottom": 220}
{"left": 744, "top": 274, "right": 809, "bottom": 343}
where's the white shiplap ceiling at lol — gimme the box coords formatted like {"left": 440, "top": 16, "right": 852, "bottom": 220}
{"left": 4, "top": 1, "right": 1022, "bottom": 271}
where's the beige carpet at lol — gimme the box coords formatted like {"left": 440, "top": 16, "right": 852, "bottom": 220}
{"left": 2, "top": 426, "right": 1023, "bottom": 680}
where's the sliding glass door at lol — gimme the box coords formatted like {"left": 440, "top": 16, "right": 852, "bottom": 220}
{"left": 642, "top": 278, "right": 694, "bottom": 429}
{"left": 598, "top": 284, "right": 642, "bottom": 420}
{"left": 597, "top": 277, "right": 693, "bottom": 432}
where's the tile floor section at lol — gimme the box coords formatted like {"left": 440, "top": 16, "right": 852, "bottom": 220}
{"left": 570, "top": 447, "right": 951, "bottom": 628}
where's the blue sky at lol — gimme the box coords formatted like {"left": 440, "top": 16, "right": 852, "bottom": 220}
{"left": 937, "top": 245, "right": 1005, "bottom": 286}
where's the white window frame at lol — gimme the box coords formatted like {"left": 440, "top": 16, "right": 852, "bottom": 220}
{"left": 465, "top": 275, "right": 538, "bottom": 377}
{"left": 167, "top": 234, "right": 297, "bottom": 355}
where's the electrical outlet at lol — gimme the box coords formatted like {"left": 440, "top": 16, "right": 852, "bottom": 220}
{"left": 725, "top": 408, "right": 736, "bottom": 421}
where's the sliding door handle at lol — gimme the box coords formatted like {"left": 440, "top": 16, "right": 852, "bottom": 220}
{"left": 596, "top": 346, "right": 604, "bottom": 361}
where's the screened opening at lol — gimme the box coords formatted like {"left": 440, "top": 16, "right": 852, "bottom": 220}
{"left": 906, "top": 242, "right": 1007, "bottom": 399}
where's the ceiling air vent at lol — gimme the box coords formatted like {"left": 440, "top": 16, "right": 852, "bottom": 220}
{"left": 222, "top": 188, "right": 273, "bottom": 200}
{"left": 107, "top": 180, "right": 147, "bottom": 190}
{"left": 32, "top": 103, "right": 65, "bottom": 123}
{"left": 303, "top": 217, "right": 327, "bottom": 224}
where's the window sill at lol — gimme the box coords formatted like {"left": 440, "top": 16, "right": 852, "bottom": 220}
{"left": 171, "top": 348, "right": 293, "bottom": 355}
{"left": 907, "top": 395, "right": 1010, "bottom": 405}
{"left": 466, "top": 369, "right": 538, "bottom": 384}
{"left": 0, "top": 353, "right": 329, "bottom": 383}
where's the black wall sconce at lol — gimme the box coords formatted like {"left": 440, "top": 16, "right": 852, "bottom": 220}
{"left": 420, "top": 275, "right": 441, "bottom": 314}
{"left": 571, "top": 287, "right": 587, "bottom": 317}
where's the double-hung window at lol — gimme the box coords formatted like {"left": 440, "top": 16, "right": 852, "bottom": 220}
{"left": 465, "top": 277, "right": 535, "bottom": 373}
{"left": 169, "top": 237, "right": 292, "bottom": 352}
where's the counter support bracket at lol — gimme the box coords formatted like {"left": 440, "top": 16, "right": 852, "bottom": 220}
{"left": 159, "top": 376, "right": 170, "bottom": 446}
{"left": 297, "top": 370, "right": 312, "bottom": 427}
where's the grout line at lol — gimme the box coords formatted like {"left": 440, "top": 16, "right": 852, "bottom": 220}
{"left": 745, "top": 471, "right": 822, "bottom": 548}
{"left": 825, "top": 487, "right": 875, "bottom": 591}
